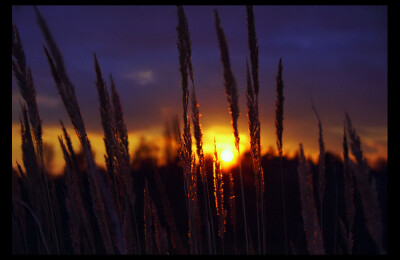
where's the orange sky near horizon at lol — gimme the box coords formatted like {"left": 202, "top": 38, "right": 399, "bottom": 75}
{"left": 12, "top": 120, "right": 387, "bottom": 177}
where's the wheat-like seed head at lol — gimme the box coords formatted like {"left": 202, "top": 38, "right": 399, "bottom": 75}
{"left": 110, "top": 74, "right": 130, "bottom": 169}
{"left": 345, "top": 113, "right": 385, "bottom": 254}
{"left": 191, "top": 88, "right": 207, "bottom": 182}
{"left": 12, "top": 23, "right": 43, "bottom": 156}
{"left": 37, "top": 7, "right": 115, "bottom": 253}
{"left": 214, "top": 9, "right": 240, "bottom": 151}
{"left": 213, "top": 139, "right": 226, "bottom": 239}
{"left": 297, "top": 144, "right": 325, "bottom": 254}
{"left": 342, "top": 123, "right": 355, "bottom": 254}
{"left": 246, "top": 5, "right": 259, "bottom": 97}
{"left": 275, "top": 58, "right": 284, "bottom": 157}
{"left": 246, "top": 59, "right": 264, "bottom": 199}
{"left": 312, "top": 100, "right": 326, "bottom": 204}
{"left": 176, "top": 6, "right": 200, "bottom": 253}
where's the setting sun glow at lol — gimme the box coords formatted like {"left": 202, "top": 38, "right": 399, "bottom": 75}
{"left": 221, "top": 149, "right": 234, "bottom": 163}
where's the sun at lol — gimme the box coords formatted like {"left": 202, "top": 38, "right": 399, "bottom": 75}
{"left": 221, "top": 149, "right": 234, "bottom": 163}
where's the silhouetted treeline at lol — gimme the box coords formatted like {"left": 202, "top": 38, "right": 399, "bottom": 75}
{"left": 12, "top": 146, "right": 387, "bottom": 255}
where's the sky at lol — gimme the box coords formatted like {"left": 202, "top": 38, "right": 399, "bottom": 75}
{"left": 12, "top": 5, "right": 388, "bottom": 174}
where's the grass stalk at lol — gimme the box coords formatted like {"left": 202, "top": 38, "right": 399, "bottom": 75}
{"left": 213, "top": 139, "right": 226, "bottom": 254}
{"left": 93, "top": 54, "right": 124, "bottom": 230}
{"left": 345, "top": 113, "right": 385, "bottom": 254}
{"left": 18, "top": 199, "right": 50, "bottom": 254}
{"left": 311, "top": 100, "right": 326, "bottom": 235}
{"left": 176, "top": 6, "right": 199, "bottom": 254}
{"left": 190, "top": 43, "right": 215, "bottom": 254}
{"left": 228, "top": 172, "right": 237, "bottom": 252}
{"left": 37, "top": 6, "right": 115, "bottom": 251}
{"left": 214, "top": 9, "right": 249, "bottom": 254}
{"left": 297, "top": 144, "right": 325, "bottom": 255}
{"left": 246, "top": 6, "right": 266, "bottom": 253}
{"left": 13, "top": 23, "right": 59, "bottom": 254}
{"left": 275, "top": 58, "right": 288, "bottom": 254}
{"left": 342, "top": 123, "right": 355, "bottom": 254}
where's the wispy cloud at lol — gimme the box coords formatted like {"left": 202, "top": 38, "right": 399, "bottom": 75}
{"left": 37, "top": 95, "right": 60, "bottom": 108}
{"left": 12, "top": 92, "right": 60, "bottom": 108}
{"left": 124, "top": 69, "right": 155, "bottom": 86}
{"left": 327, "top": 125, "right": 387, "bottom": 160}
{"left": 328, "top": 125, "right": 387, "bottom": 142}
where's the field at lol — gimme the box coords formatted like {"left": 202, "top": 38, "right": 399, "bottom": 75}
{"left": 11, "top": 5, "right": 387, "bottom": 255}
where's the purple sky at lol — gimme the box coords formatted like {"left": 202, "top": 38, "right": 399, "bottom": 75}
{"left": 12, "top": 5, "right": 387, "bottom": 165}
